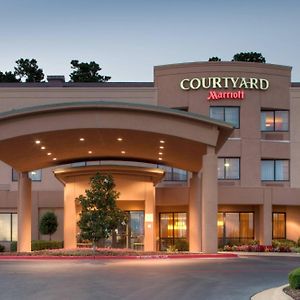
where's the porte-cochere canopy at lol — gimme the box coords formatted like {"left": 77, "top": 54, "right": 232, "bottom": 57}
{"left": 0, "top": 101, "right": 233, "bottom": 172}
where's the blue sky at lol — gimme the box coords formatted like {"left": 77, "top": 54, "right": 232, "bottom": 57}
{"left": 0, "top": 0, "right": 299, "bottom": 81}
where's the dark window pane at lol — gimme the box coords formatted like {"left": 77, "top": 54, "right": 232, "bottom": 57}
{"left": 225, "top": 158, "right": 240, "bottom": 179}
{"left": 210, "top": 107, "right": 224, "bottom": 121}
{"left": 225, "top": 107, "right": 240, "bottom": 128}
{"left": 261, "top": 160, "right": 275, "bottom": 180}
{"left": 275, "top": 160, "right": 289, "bottom": 181}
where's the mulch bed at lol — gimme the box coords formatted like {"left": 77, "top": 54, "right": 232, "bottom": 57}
{"left": 283, "top": 286, "right": 300, "bottom": 300}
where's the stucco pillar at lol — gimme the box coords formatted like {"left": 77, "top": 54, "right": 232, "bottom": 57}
{"left": 259, "top": 191, "right": 272, "bottom": 245}
{"left": 189, "top": 172, "right": 202, "bottom": 252}
{"left": 202, "top": 146, "right": 218, "bottom": 254}
{"left": 144, "top": 182, "right": 156, "bottom": 251}
{"left": 17, "top": 172, "right": 32, "bottom": 252}
{"left": 64, "top": 183, "right": 77, "bottom": 249}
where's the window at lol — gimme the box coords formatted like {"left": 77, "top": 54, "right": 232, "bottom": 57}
{"left": 218, "top": 158, "right": 240, "bottom": 180}
{"left": 261, "top": 160, "right": 289, "bottom": 181}
{"left": 0, "top": 213, "right": 17, "bottom": 242}
{"left": 159, "top": 212, "right": 187, "bottom": 250}
{"left": 261, "top": 110, "right": 288, "bottom": 131}
{"left": 272, "top": 213, "right": 286, "bottom": 239}
{"left": 210, "top": 106, "right": 240, "bottom": 128}
{"left": 12, "top": 169, "right": 42, "bottom": 182}
{"left": 158, "top": 165, "right": 188, "bottom": 181}
{"left": 218, "top": 212, "right": 254, "bottom": 247}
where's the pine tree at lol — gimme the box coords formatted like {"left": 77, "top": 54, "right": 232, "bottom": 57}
{"left": 39, "top": 211, "right": 58, "bottom": 241}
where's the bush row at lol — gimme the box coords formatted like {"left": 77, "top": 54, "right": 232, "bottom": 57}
{"left": 10, "top": 240, "right": 63, "bottom": 252}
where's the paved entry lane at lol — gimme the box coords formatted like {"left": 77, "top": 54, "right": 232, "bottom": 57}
{"left": 0, "top": 256, "right": 299, "bottom": 300}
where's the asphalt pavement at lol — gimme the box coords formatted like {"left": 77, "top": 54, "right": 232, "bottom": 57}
{"left": 0, "top": 256, "right": 299, "bottom": 300}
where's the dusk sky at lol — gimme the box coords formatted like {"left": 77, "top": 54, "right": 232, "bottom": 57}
{"left": 0, "top": 0, "right": 299, "bottom": 82}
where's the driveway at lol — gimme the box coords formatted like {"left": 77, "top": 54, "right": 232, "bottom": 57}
{"left": 0, "top": 256, "right": 299, "bottom": 300}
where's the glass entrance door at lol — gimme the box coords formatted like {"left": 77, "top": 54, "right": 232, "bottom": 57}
{"left": 114, "top": 211, "right": 144, "bottom": 250}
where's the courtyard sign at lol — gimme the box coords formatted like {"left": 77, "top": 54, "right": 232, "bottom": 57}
{"left": 180, "top": 77, "right": 269, "bottom": 100}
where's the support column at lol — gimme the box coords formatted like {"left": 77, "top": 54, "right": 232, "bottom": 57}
{"left": 64, "top": 183, "right": 77, "bottom": 249}
{"left": 17, "top": 172, "right": 32, "bottom": 252}
{"left": 189, "top": 172, "right": 202, "bottom": 252}
{"left": 202, "top": 146, "right": 218, "bottom": 254}
{"left": 144, "top": 182, "right": 156, "bottom": 251}
{"left": 259, "top": 191, "right": 272, "bottom": 245}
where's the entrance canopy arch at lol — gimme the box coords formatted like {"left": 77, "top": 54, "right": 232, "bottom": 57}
{"left": 0, "top": 101, "right": 233, "bottom": 253}
{"left": 0, "top": 101, "right": 233, "bottom": 172}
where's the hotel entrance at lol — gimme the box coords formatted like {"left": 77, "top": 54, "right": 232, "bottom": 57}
{"left": 113, "top": 211, "right": 144, "bottom": 250}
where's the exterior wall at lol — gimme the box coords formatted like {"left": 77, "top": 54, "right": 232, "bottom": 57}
{"left": 0, "top": 62, "right": 300, "bottom": 248}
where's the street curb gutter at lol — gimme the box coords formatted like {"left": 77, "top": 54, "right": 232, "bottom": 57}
{"left": 0, "top": 253, "right": 238, "bottom": 260}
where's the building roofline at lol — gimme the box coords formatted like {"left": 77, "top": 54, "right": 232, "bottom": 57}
{"left": 0, "top": 82, "right": 154, "bottom": 88}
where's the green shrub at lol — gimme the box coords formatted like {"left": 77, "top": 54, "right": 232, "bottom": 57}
{"left": 31, "top": 240, "right": 63, "bottom": 251}
{"left": 174, "top": 239, "right": 189, "bottom": 251}
{"left": 166, "top": 245, "right": 178, "bottom": 253}
{"left": 272, "top": 239, "right": 296, "bottom": 248}
{"left": 297, "top": 237, "right": 300, "bottom": 247}
{"left": 289, "top": 268, "right": 300, "bottom": 289}
{"left": 0, "top": 244, "right": 5, "bottom": 252}
{"left": 10, "top": 241, "right": 17, "bottom": 252}
{"left": 10, "top": 240, "right": 63, "bottom": 251}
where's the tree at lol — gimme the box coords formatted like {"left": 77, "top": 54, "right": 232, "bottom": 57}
{"left": 14, "top": 58, "right": 45, "bottom": 82}
{"left": 0, "top": 71, "right": 20, "bottom": 82}
{"left": 208, "top": 57, "right": 221, "bottom": 61}
{"left": 39, "top": 211, "right": 58, "bottom": 241}
{"left": 77, "top": 173, "right": 127, "bottom": 249}
{"left": 232, "top": 52, "right": 266, "bottom": 63}
{"left": 69, "top": 60, "right": 111, "bottom": 82}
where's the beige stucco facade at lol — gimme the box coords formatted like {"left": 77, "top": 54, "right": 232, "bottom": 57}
{"left": 0, "top": 61, "right": 300, "bottom": 253}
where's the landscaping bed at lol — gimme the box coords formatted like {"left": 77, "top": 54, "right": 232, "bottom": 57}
{"left": 283, "top": 286, "right": 300, "bottom": 300}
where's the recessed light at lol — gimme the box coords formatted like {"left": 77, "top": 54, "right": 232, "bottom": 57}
{"left": 160, "top": 140, "right": 165, "bottom": 144}
{"left": 158, "top": 157, "right": 163, "bottom": 161}
{"left": 47, "top": 152, "right": 52, "bottom": 156}
{"left": 88, "top": 151, "right": 92, "bottom": 154}
{"left": 159, "top": 152, "right": 163, "bottom": 155}
{"left": 53, "top": 158, "right": 57, "bottom": 161}
{"left": 159, "top": 146, "right": 164, "bottom": 149}
{"left": 79, "top": 138, "right": 85, "bottom": 141}
{"left": 41, "top": 146, "right": 46, "bottom": 150}
{"left": 35, "top": 140, "right": 41, "bottom": 144}
{"left": 121, "top": 150, "right": 126, "bottom": 154}
{"left": 117, "top": 138, "right": 123, "bottom": 141}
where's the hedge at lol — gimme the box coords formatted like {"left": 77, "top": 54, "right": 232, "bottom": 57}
{"left": 10, "top": 240, "right": 63, "bottom": 252}
{"left": 289, "top": 268, "right": 300, "bottom": 289}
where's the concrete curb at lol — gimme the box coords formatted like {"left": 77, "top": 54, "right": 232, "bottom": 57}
{"left": 224, "top": 251, "right": 300, "bottom": 257}
{"left": 0, "top": 253, "right": 238, "bottom": 260}
{"left": 251, "top": 284, "right": 292, "bottom": 300}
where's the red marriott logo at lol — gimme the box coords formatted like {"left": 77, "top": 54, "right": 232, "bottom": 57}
{"left": 207, "top": 90, "right": 245, "bottom": 100}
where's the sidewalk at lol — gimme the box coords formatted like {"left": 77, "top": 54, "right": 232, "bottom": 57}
{"left": 251, "top": 284, "right": 292, "bottom": 300}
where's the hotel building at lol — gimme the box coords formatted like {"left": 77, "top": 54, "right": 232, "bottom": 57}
{"left": 0, "top": 61, "right": 300, "bottom": 253}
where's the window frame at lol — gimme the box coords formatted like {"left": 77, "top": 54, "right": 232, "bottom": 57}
{"left": 261, "top": 110, "right": 289, "bottom": 132}
{"left": 12, "top": 169, "right": 42, "bottom": 182}
{"left": 272, "top": 212, "right": 286, "bottom": 239}
{"left": 157, "top": 165, "right": 188, "bottom": 182}
{"left": 218, "top": 211, "right": 255, "bottom": 246}
{"left": 209, "top": 106, "right": 240, "bottom": 129}
{"left": 261, "top": 159, "right": 290, "bottom": 182}
{"left": 0, "top": 212, "right": 17, "bottom": 242}
{"left": 217, "top": 157, "right": 240, "bottom": 180}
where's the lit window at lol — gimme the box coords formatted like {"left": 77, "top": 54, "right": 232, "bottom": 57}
{"left": 272, "top": 213, "right": 286, "bottom": 239}
{"left": 0, "top": 213, "right": 17, "bottom": 242}
{"left": 12, "top": 169, "right": 42, "bottom": 182}
{"left": 210, "top": 106, "right": 240, "bottom": 128}
{"left": 218, "top": 158, "right": 240, "bottom": 180}
{"left": 261, "top": 110, "right": 288, "bottom": 132}
{"left": 261, "top": 160, "right": 289, "bottom": 181}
